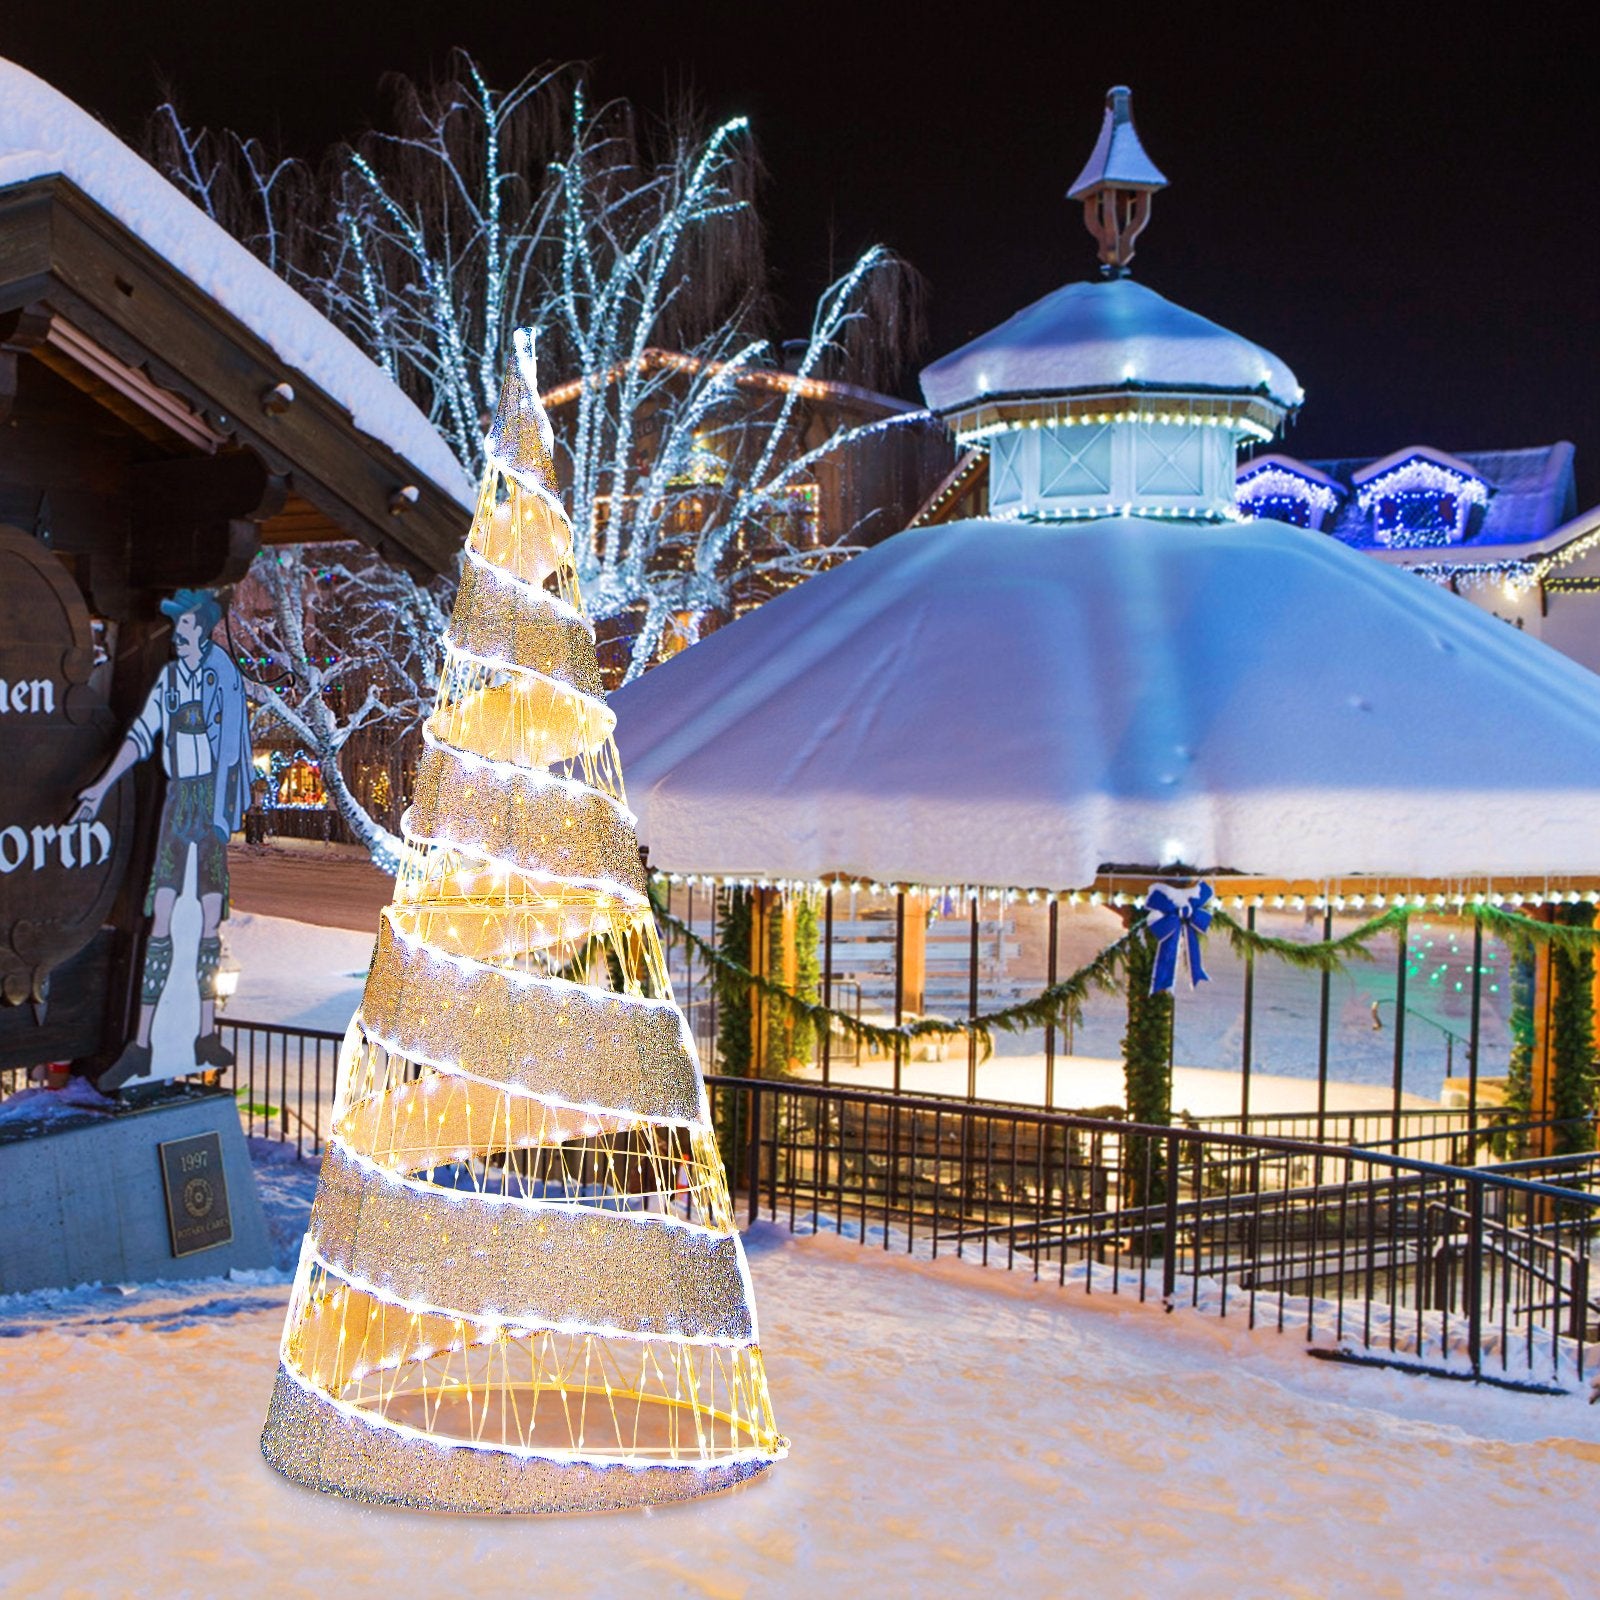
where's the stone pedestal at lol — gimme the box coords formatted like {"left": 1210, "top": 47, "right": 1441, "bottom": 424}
{"left": 0, "top": 1084, "right": 273, "bottom": 1293}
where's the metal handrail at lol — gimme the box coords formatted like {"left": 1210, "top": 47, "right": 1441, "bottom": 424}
{"left": 707, "top": 1072, "right": 1600, "bottom": 1208}
{"left": 152, "top": 1016, "right": 1600, "bottom": 1389}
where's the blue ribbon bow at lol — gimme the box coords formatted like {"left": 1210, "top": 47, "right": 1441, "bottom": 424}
{"left": 1144, "top": 882, "right": 1214, "bottom": 995}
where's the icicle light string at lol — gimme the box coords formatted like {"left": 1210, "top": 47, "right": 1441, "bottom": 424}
{"left": 652, "top": 871, "right": 1600, "bottom": 915}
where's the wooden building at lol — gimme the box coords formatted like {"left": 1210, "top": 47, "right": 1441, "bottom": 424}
{"left": 540, "top": 348, "right": 954, "bottom": 678}
{"left": 0, "top": 157, "right": 463, "bottom": 1078}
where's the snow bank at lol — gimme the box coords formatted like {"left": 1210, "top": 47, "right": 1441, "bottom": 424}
{"left": 0, "top": 1073, "right": 113, "bottom": 1133}
{"left": 2, "top": 1203, "right": 1596, "bottom": 1596}
{"left": 225, "top": 910, "right": 372, "bottom": 1034}
{"left": 0, "top": 59, "right": 474, "bottom": 508}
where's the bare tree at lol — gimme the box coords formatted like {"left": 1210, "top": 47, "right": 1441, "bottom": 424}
{"left": 145, "top": 99, "right": 316, "bottom": 277}
{"left": 307, "top": 60, "right": 930, "bottom": 681}
{"left": 155, "top": 56, "right": 932, "bottom": 845}
{"left": 231, "top": 546, "right": 452, "bottom": 871}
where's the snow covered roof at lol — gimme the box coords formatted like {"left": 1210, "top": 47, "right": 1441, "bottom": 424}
{"left": 613, "top": 515, "right": 1600, "bottom": 887}
{"left": 919, "top": 279, "right": 1303, "bottom": 420}
{"left": 0, "top": 59, "right": 473, "bottom": 510}
{"left": 1067, "top": 86, "right": 1168, "bottom": 199}
{"left": 1305, "top": 444, "right": 1578, "bottom": 548}
{"left": 1236, "top": 455, "right": 1341, "bottom": 494}
{"left": 1350, "top": 446, "right": 1486, "bottom": 493}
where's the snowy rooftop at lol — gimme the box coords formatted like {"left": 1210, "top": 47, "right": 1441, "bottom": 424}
{"left": 0, "top": 59, "right": 474, "bottom": 509}
{"left": 1311, "top": 443, "right": 1579, "bottom": 548}
{"left": 919, "top": 279, "right": 1303, "bottom": 419}
{"left": 614, "top": 514, "right": 1600, "bottom": 886}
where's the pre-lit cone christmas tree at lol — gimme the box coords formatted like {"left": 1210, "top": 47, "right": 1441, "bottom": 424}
{"left": 261, "top": 331, "right": 784, "bottom": 1514}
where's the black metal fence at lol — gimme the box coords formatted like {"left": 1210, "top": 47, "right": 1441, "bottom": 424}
{"left": 710, "top": 1074, "right": 1599, "bottom": 1391}
{"left": 7, "top": 1016, "right": 1588, "bottom": 1390}
{"left": 168, "top": 1017, "right": 1599, "bottom": 1392}
{"left": 215, "top": 1016, "right": 342, "bottom": 1157}
{"left": 1191, "top": 1105, "right": 1512, "bottom": 1163}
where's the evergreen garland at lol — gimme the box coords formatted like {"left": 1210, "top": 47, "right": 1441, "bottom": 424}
{"left": 791, "top": 896, "right": 821, "bottom": 1065}
{"left": 763, "top": 899, "right": 788, "bottom": 1074}
{"left": 713, "top": 886, "right": 754, "bottom": 1077}
{"left": 653, "top": 883, "right": 1135, "bottom": 1056}
{"left": 1121, "top": 926, "right": 1174, "bottom": 1212}
{"left": 1500, "top": 943, "right": 1537, "bottom": 1158}
{"left": 1211, "top": 905, "right": 1405, "bottom": 970}
{"left": 709, "top": 885, "right": 755, "bottom": 1187}
{"left": 1481, "top": 901, "right": 1600, "bottom": 956}
{"left": 1549, "top": 904, "right": 1597, "bottom": 1156}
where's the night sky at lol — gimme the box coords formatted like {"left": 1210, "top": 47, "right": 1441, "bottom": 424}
{"left": 5, "top": 2, "right": 1597, "bottom": 498}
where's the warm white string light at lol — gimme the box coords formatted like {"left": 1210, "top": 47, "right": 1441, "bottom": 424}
{"left": 262, "top": 328, "right": 783, "bottom": 1516}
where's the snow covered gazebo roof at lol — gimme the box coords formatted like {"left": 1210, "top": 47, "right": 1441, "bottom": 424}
{"left": 614, "top": 516, "right": 1600, "bottom": 891}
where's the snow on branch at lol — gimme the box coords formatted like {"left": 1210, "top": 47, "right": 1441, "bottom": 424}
{"left": 150, "top": 54, "right": 931, "bottom": 685}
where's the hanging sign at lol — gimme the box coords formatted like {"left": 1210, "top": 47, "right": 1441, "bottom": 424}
{"left": 0, "top": 527, "right": 132, "bottom": 1007}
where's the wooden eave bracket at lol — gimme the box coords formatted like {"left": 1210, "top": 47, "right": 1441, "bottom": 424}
{"left": 0, "top": 176, "right": 464, "bottom": 575}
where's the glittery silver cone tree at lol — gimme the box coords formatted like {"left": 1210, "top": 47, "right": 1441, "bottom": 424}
{"left": 261, "top": 330, "right": 784, "bottom": 1514}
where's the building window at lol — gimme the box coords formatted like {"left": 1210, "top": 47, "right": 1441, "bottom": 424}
{"left": 1353, "top": 451, "right": 1488, "bottom": 549}
{"left": 1235, "top": 459, "right": 1340, "bottom": 530}
{"left": 1241, "top": 490, "right": 1313, "bottom": 528}
{"left": 271, "top": 750, "right": 326, "bottom": 809}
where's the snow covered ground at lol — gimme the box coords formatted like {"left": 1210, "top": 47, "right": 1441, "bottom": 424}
{"left": 226, "top": 910, "right": 375, "bottom": 1034}
{"left": 2, "top": 1140, "right": 1596, "bottom": 1598}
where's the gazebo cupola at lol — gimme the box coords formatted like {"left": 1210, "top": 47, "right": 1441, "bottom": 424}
{"left": 919, "top": 87, "right": 1303, "bottom": 523}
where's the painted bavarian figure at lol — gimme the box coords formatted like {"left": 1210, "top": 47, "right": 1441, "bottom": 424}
{"left": 75, "top": 588, "right": 255, "bottom": 1090}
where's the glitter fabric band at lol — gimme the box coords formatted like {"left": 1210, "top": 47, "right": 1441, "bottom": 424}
{"left": 312, "top": 1142, "right": 754, "bottom": 1340}
{"left": 445, "top": 560, "right": 602, "bottom": 699}
{"left": 404, "top": 744, "right": 646, "bottom": 896}
{"left": 291, "top": 1259, "right": 767, "bottom": 1378}
{"left": 331, "top": 1079, "right": 730, "bottom": 1222}
{"left": 336, "top": 1068, "right": 645, "bottom": 1163}
{"left": 262, "top": 1364, "right": 774, "bottom": 1515}
{"left": 384, "top": 899, "right": 651, "bottom": 967}
{"left": 357, "top": 919, "right": 701, "bottom": 1121}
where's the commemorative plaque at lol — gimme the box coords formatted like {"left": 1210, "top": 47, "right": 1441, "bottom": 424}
{"left": 157, "top": 1129, "right": 234, "bottom": 1257}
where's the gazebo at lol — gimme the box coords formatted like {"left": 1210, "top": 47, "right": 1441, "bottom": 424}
{"left": 612, "top": 88, "right": 1600, "bottom": 1148}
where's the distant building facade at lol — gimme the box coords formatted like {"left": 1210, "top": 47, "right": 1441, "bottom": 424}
{"left": 915, "top": 436, "right": 1600, "bottom": 675}
{"left": 540, "top": 349, "right": 955, "bottom": 679}
{"left": 1230, "top": 443, "right": 1600, "bottom": 673}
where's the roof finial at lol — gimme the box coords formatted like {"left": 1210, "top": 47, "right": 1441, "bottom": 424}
{"left": 1067, "top": 86, "right": 1168, "bottom": 277}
